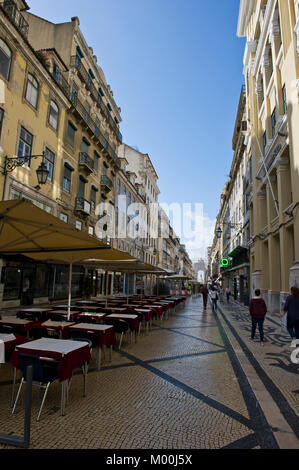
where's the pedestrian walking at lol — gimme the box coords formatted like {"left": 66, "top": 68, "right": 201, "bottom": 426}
{"left": 225, "top": 287, "right": 231, "bottom": 304}
{"left": 201, "top": 285, "right": 208, "bottom": 310}
{"left": 210, "top": 287, "right": 218, "bottom": 311}
{"left": 249, "top": 289, "right": 267, "bottom": 346}
{"left": 281, "top": 286, "right": 299, "bottom": 346}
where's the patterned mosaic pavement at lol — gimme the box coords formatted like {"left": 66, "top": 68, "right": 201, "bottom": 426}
{"left": 0, "top": 296, "right": 298, "bottom": 450}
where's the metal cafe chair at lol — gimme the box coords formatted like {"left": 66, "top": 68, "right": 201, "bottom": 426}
{"left": 12, "top": 353, "right": 59, "bottom": 422}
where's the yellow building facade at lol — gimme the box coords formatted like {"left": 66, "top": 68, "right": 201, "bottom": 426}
{"left": 238, "top": 0, "right": 299, "bottom": 313}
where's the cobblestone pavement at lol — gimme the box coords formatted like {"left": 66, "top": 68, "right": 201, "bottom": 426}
{"left": 0, "top": 297, "right": 298, "bottom": 450}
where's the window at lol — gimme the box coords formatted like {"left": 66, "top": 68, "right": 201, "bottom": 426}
{"left": 67, "top": 121, "right": 77, "bottom": 146}
{"left": 271, "top": 107, "right": 277, "bottom": 137}
{"left": 0, "top": 108, "right": 4, "bottom": 139}
{"left": 95, "top": 118, "right": 100, "bottom": 138}
{"left": 63, "top": 163, "right": 73, "bottom": 192}
{"left": 94, "top": 151, "right": 100, "bottom": 172}
{"left": 263, "top": 131, "right": 267, "bottom": 151}
{"left": 18, "top": 127, "right": 33, "bottom": 165}
{"left": 60, "top": 213, "right": 68, "bottom": 223}
{"left": 53, "top": 63, "right": 60, "bottom": 83}
{"left": 90, "top": 186, "right": 97, "bottom": 211}
{"left": 71, "top": 83, "right": 78, "bottom": 105}
{"left": 0, "top": 39, "right": 12, "bottom": 80}
{"left": 76, "top": 220, "right": 82, "bottom": 230}
{"left": 116, "top": 179, "right": 121, "bottom": 194}
{"left": 25, "top": 74, "right": 39, "bottom": 108}
{"left": 49, "top": 100, "right": 59, "bottom": 130}
{"left": 88, "top": 226, "right": 94, "bottom": 236}
{"left": 282, "top": 84, "right": 287, "bottom": 114}
{"left": 44, "top": 147, "right": 55, "bottom": 182}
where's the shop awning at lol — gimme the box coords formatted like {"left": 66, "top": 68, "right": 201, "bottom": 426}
{"left": 228, "top": 246, "right": 248, "bottom": 258}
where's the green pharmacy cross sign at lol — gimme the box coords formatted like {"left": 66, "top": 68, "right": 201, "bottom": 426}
{"left": 220, "top": 257, "right": 231, "bottom": 267}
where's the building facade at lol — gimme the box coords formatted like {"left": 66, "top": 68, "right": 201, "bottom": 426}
{"left": 238, "top": 0, "right": 299, "bottom": 313}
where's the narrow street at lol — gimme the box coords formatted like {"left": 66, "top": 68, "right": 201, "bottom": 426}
{"left": 1, "top": 296, "right": 297, "bottom": 450}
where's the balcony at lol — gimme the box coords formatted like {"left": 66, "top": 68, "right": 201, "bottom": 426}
{"left": 50, "top": 68, "right": 70, "bottom": 97}
{"left": 70, "top": 97, "right": 120, "bottom": 169}
{"left": 70, "top": 55, "right": 122, "bottom": 143}
{"left": 78, "top": 152, "right": 94, "bottom": 175}
{"left": 75, "top": 197, "right": 91, "bottom": 216}
{"left": 1, "top": 0, "right": 29, "bottom": 37}
{"left": 100, "top": 175, "right": 113, "bottom": 193}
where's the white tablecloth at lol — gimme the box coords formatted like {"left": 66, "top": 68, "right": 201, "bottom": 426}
{"left": 0, "top": 333, "right": 16, "bottom": 363}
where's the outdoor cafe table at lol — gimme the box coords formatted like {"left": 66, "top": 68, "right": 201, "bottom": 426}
{"left": 50, "top": 305, "right": 78, "bottom": 311}
{"left": 48, "top": 310, "right": 81, "bottom": 321}
{"left": 75, "top": 312, "right": 107, "bottom": 323}
{"left": 0, "top": 333, "right": 28, "bottom": 364}
{"left": 74, "top": 305, "right": 105, "bottom": 313}
{"left": 131, "top": 308, "right": 154, "bottom": 333}
{"left": 105, "top": 314, "right": 139, "bottom": 342}
{"left": 143, "top": 305, "right": 164, "bottom": 319}
{"left": 41, "top": 320, "right": 76, "bottom": 339}
{"left": 67, "top": 323, "right": 116, "bottom": 370}
{"left": 99, "top": 307, "right": 130, "bottom": 313}
{"left": 17, "top": 308, "right": 53, "bottom": 321}
{"left": 0, "top": 333, "right": 28, "bottom": 405}
{"left": 75, "top": 300, "right": 102, "bottom": 306}
{"left": 0, "top": 316, "right": 40, "bottom": 337}
{"left": 10, "top": 338, "right": 91, "bottom": 416}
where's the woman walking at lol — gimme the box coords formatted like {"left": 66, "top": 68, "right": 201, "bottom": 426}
{"left": 210, "top": 287, "right": 218, "bottom": 311}
{"left": 249, "top": 289, "right": 267, "bottom": 346}
{"left": 281, "top": 286, "right": 299, "bottom": 345}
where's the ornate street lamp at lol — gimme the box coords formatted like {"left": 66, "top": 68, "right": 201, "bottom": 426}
{"left": 4, "top": 152, "right": 49, "bottom": 185}
{"left": 216, "top": 227, "right": 222, "bottom": 239}
{"left": 35, "top": 161, "right": 49, "bottom": 185}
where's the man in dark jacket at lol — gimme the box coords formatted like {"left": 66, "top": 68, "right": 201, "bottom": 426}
{"left": 249, "top": 289, "right": 267, "bottom": 346}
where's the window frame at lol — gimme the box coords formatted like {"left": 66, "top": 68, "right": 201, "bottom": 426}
{"left": 0, "top": 38, "right": 12, "bottom": 81}
{"left": 48, "top": 100, "right": 59, "bottom": 131}
{"left": 17, "top": 126, "right": 33, "bottom": 166}
{"left": 25, "top": 73, "right": 39, "bottom": 109}
{"left": 44, "top": 147, "right": 55, "bottom": 182}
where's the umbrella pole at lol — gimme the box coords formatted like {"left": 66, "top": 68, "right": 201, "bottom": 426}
{"left": 105, "top": 271, "right": 109, "bottom": 307}
{"left": 126, "top": 272, "right": 129, "bottom": 305}
{"left": 67, "top": 261, "right": 73, "bottom": 321}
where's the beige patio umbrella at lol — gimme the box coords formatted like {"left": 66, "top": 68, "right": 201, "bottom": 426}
{"left": 0, "top": 199, "right": 136, "bottom": 319}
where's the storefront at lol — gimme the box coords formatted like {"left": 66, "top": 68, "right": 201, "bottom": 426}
{"left": 221, "top": 246, "right": 250, "bottom": 306}
{"left": 1, "top": 257, "right": 85, "bottom": 306}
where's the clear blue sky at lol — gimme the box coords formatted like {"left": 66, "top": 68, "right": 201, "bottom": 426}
{"left": 27, "top": 0, "right": 246, "bottom": 260}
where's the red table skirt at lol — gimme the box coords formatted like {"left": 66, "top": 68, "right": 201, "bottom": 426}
{"left": 10, "top": 344, "right": 91, "bottom": 382}
{"left": 144, "top": 306, "right": 163, "bottom": 318}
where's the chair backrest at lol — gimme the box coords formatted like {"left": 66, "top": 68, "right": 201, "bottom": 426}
{"left": 18, "top": 353, "right": 59, "bottom": 382}
{"left": 105, "top": 318, "right": 128, "bottom": 333}
{"left": 0, "top": 325, "right": 14, "bottom": 334}
{"left": 70, "top": 329, "right": 92, "bottom": 347}
{"left": 50, "top": 314, "right": 65, "bottom": 321}
{"left": 30, "top": 327, "right": 48, "bottom": 340}
{"left": 18, "top": 353, "right": 46, "bottom": 382}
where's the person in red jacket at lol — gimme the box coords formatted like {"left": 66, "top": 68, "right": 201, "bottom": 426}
{"left": 249, "top": 289, "right": 267, "bottom": 346}
{"left": 201, "top": 285, "right": 208, "bottom": 310}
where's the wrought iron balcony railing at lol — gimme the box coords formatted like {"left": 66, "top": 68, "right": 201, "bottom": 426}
{"left": 50, "top": 68, "right": 70, "bottom": 97}
{"left": 1, "top": 0, "right": 29, "bottom": 37}
{"left": 70, "top": 55, "right": 122, "bottom": 143}
{"left": 75, "top": 197, "right": 91, "bottom": 215}
{"left": 78, "top": 152, "right": 94, "bottom": 171}
{"left": 100, "top": 175, "right": 113, "bottom": 191}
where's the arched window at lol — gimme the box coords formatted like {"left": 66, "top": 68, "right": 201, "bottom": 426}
{"left": 0, "top": 39, "right": 12, "bottom": 80}
{"left": 49, "top": 100, "right": 59, "bottom": 130}
{"left": 25, "top": 73, "right": 39, "bottom": 108}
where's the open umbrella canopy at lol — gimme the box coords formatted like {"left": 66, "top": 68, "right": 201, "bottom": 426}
{"left": 0, "top": 199, "right": 135, "bottom": 263}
